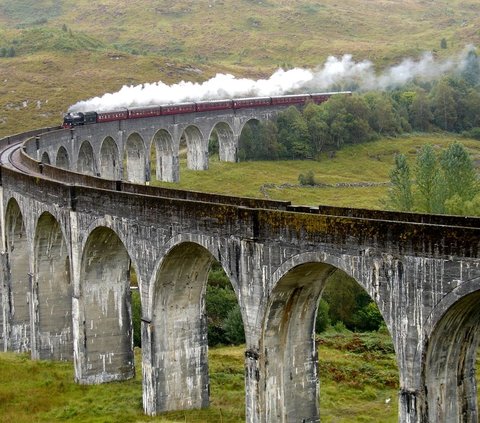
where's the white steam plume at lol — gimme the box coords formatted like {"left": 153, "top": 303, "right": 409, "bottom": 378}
{"left": 69, "top": 46, "right": 477, "bottom": 112}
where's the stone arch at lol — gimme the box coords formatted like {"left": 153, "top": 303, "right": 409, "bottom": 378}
{"left": 423, "top": 279, "right": 480, "bottom": 423}
{"left": 33, "top": 212, "right": 72, "bottom": 360}
{"left": 124, "top": 132, "right": 146, "bottom": 183}
{"left": 261, "top": 251, "right": 393, "bottom": 422}
{"left": 56, "top": 146, "right": 69, "bottom": 169}
{"left": 209, "top": 122, "right": 236, "bottom": 162}
{"left": 5, "top": 197, "right": 30, "bottom": 352}
{"left": 182, "top": 125, "right": 208, "bottom": 171}
{"left": 40, "top": 151, "right": 50, "bottom": 165}
{"left": 99, "top": 136, "right": 120, "bottom": 180}
{"left": 78, "top": 226, "right": 135, "bottom": 383}
{"left": 143, "top": 240, "right": 239, "bottom": 415}
{"left": 151, "top": 129, "right": 178, "bottom": 182}
{"left": 77, "top": 140, "right": 96, "bottom": 176}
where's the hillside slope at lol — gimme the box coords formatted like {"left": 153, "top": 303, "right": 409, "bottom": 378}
{"left": 0, "top": 0, "right": 479, "bottom": 136}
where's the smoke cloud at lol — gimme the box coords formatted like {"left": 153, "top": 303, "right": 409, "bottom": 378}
{"left": 69, "top": 46, "right": 477, "bottom": 112}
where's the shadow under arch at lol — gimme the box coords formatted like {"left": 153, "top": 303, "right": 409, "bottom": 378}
{"left": 209, "top": 121, "right": 235, "bottom": 162}
{"left": 423, "top": 279, "right": 480, "bottom": 423}
{"left": 77, "top": 226, "right": 135, "bottom": 384}
{"left": 151, "top": 129, "right": 178, "bottom": 182}
{"left": 56, "top": 146, "right": 69, "bottom": 169}
{"left": 124, "top": 132, "right": 146, "bottom": 183}
{"left": 33, "top": 211, "right": 72, "bottom": 360}
{"left": 143, "top": 240, "right": 242, "bottom": 416}
{"left": 40, "top": 151, "right": 50, "bottom": 165}
{"left": 4, "top": 197, "right": 30, "bottom": 353}
{"left": 99, "top": 136, "right": 120, "bottom": 180}
{"left": 77, "top": 140, "right": 96, "bottom": 176}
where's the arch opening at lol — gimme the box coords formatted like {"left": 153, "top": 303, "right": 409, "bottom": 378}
{"left": 145, "top": 242, "right": 244, "bottom": 415}
{"left": 78, "top": 226, "right": 135, "bottom": 383}
{"left": 151, "top": 129, "right": 178, "bottom": 182}
{"left": 56, "top": 146, "right": 69, "bottom": 169}
{"left": 99, "top": 136, "right": 120, "bottom": 180}
{"left": 77, "top": 140, "right": 96, "bottom": 176}
{"left": 34, "top": 212, "right": 72, "bottom": 360}
{"left": 425, "top": 290, "right": 480, "bottom": 422}
{"left": 5, "top": 198, "right": 30, "bottom": 352}
{"left": 124, "top": 133, "right": 146, "bottom": 184}
{"left": 209, "top": 122, "right": 235, "bottom": 163}
{"left": 262, "top": 263, "right": 398, "bottom": 422}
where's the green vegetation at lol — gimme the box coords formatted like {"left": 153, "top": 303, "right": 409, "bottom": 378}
{"left": 238, "top": 63, "right": 480, "bottom": 162}
{"left": 1, "top": 332, "right": 478, "bottom": 422}
{"left": 153, "top": 134, "right": 480, "bottom": 210}
{"left": 387, "top": 142, "right": 479, "bottom": 215}
{"left": 206, "top": 262, "right": 245, "bottom": 346}
{"left": 0, "top": 331, "right": 401, "bottom": 423}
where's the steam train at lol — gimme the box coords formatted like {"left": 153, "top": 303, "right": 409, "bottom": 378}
{"left": 63, "top": 91, "right": 350, "bottom": 128}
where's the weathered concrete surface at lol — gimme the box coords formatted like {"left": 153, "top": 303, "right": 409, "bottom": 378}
{"left": 1, "top": 116, "right": 480, "bottom": 423}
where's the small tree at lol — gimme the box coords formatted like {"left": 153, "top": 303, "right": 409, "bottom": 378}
{"left": 298, "top": 170, "right": 316, "bottom": 186}
{"left": 223, "top": 306, "right": 245, "bottom": 345}
{"left": 352, "top": 302, "right": 384, "bottom": 331}
{"left": 440, "top": 142, "right": 478, "bottom": 204}
{"left": 409, "top": 91, "right": 433, "bottom": 132}
{"left": 440, "top": 38, "right": 447, "bottom": 49}
{"left": 386, "top": 153, "right": 413, "bottom": 211}
{"left": 415, "top": 145, "right": 443, "bottom": 213}
{"left": 315, "top": 299, "right": 331, "bottom": 333}
{"left": 430, "top": 79, "right": 458, "bottom": 131}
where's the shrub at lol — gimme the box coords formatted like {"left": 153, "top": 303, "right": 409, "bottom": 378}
{"left": 298, "top": 170, "right": 316, "bottom": 186}
{"left": 463, "top": 127, "right": 480, "bottom": 140}
{"left": 223, "top": 306, "right": 245, "bottom": 345}
{"left": 315, "top": 299, "right": 331, "bottom": 333}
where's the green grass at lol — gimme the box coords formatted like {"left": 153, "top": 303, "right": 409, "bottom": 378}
{"left": 151, "top": 134, "right": 480, "bottom": 209}
{"left": 0, "top": 332, "right": 478, "bottom": 422}
{"left": 0, "top": 333, "right": 392, "bottom": 422}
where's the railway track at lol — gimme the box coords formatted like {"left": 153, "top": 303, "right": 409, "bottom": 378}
{"left": 0, "top": 136, "right": 33, "bottom": 174}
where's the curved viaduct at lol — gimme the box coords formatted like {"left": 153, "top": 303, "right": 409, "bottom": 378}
{"left": 0, "top": 102, "right": 479, "bottom": 423}
{"left": 36, "top": 106, "right": 279, "bottom": 183}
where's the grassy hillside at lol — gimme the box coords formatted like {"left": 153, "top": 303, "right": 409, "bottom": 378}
{"left": 0, "top": 0, "right": 480, "bottom": 137}
{"left": 1, "top": 0, "right": 479, "bottom": 65}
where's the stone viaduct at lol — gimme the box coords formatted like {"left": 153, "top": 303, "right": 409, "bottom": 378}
{"left": 0, "top": 102, "right": 479, "bottom": 423}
